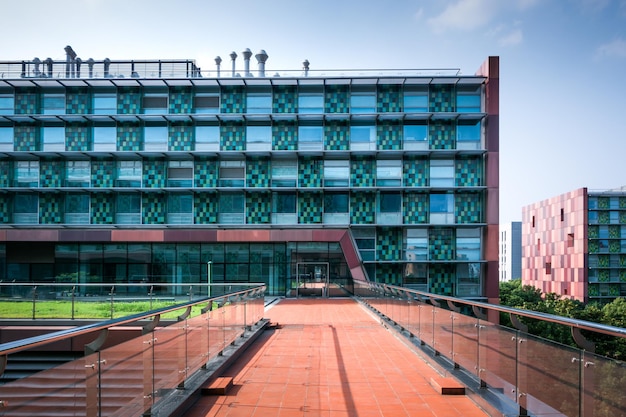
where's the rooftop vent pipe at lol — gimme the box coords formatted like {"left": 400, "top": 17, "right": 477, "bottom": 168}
{"left": 64, "top": 45, "right": 77, "bottom": 78}
{"left": 230, "top": 51, "right": 237, "bottom": 77}
{"left": 303, "top": 59, "right": 310, "bottom": 77}
{"left": 215, "top": 56, "right": 222, "bottom": 78}
{"left": 255, "top": 50, "right": 268, "bottom": 77}
{"left": 242, "top": 48, "right": 252, "bottom": 77}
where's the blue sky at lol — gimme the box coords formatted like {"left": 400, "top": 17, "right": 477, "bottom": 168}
{"left": 1, "top": 0, "right": 625, "bottom": 223}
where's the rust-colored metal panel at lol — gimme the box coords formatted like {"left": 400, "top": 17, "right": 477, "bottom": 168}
{"left": 340, "top": 233, "right": 360, "bottom": 268}
{"left": 312, "top": 229, "right": 346, "bottom": 242}
{"left": 218, "top": 229, "right": 271, "bottom": 242}
{"left": 0, "top": 230, "right": 6, "bottom": 241}
{"left": 59, "top": 230, "right": 112, "bottom": 242}
{"left": 164, "top": 229, "right": 217, "bottom": 242}
{"left": 6, "top": 229, "right": 60, "bottom": 241}
{"left": 111, "top": 229, "right": 165, "bottom": 242}
{"left": 269, "top": 229, "right": 313, "bottom": 242}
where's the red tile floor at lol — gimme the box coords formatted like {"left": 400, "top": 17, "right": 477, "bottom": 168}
{"left": 183, "top": 298, "right": 489, "bottom": 417}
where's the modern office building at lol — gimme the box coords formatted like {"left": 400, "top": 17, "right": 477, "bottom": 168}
{"left": 522, "top": 187, "right": 626, "bottom": 302}
{"left": 0, "top": 47, "right": 499, "bottom": 301}
{"left": 499, "top": 221, "right": 521, "bottom": 281}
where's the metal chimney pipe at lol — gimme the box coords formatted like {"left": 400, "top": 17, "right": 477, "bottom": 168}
{"left": 33, "top": 58, "right": 41, "bottom": 77}
{"left": 242, "top": 48, "right": 252, "bottom": 77}
{"left": 104, "top": 58, "right": 111, "bottom": 78}
{"left": 64, "top": 45, "right": 77, "bottom": 78}
{"left": 75, "top": 57, "right": 82, "bottom": 78}
{"left": 230, "top": 51, "right": 237, "bottom": 77}
{"left": 255, "top": 50, "right": 268, "bottom": 77}
{"left": 87, "top": 58, "right": 94, "bottom": 78}
{"left": 215, "top": 56, "right": 222, "bottom": 78}
{"left": 303, "top": 59, "right": 310, "bottom": 77}
{"left": 45, "top": 58, "right": 53, "bottom": 78}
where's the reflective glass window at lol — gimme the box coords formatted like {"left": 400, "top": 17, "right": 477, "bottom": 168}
{"left": 246, "top": 93, "right": 272, "bottom": 113}
{"left": 404, "top": 88, "right": 428, "bottom": 112}
{"left": 144, "top": 126, "right": 168, "bottom": 151}
{"left": 195, "top": 125, "right": 220, "bottom": 151}
{"left": 0, "top": 127, "right": 13, "bottom": 151}
{"left": 43, "top": 94, "right": 65, "bottom": 114}
{"left": 167, "top": 193, "right": 193, "bottom": 224}
{"left": 65, "top": 194, "right": 90, "bottom": 224}
{"left": 271, "top": 158, "right": 297, "bottom": 187}
{"left": 42, "top": 126, "right": 65, "bottom": 151}
{"left": 66, "top": 161, "right": 90, "bottom": 187}
{"left": 218, "top": 192, "right": 244, "bottom": 224}
{"left": 15, "top": 161, "right": 39, "bottom": 187}
{"left": 430, "top": 159, "right": 454, "bottom": 187}
{"left": 0, "top": 95, "right": 14, "bottom": 115}
{"left": 376, "top": 160, "right": 402, "bottom": 186}
{"left": 219, "top": 160, "right": 245, "bottom": 187}
{"left": 324, "top": 160, "right": 349, "bottom": 187}
{"left": 116, "top": 160, "right": 142, "bottom": 187}
{"left": 246, "top": 125, "right": 271, "bottom": 150}
{"left": 93, "top": 126, "right": 116, "bottom": 151}
{"left": 93, "top": 93, "right": 117, "bottom": 115}
{"left": 298, "top": 125, "right": 323, "bottom": 150}
{"left": 298, "top": 94, "right": 323, "bottom": 113}
{"left": 116, "top": 193, "right": 141, "bottom": 224}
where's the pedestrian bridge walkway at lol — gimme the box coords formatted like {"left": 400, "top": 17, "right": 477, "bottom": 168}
{"left": 183, "top": 298, "right": 489, "bottom": 417}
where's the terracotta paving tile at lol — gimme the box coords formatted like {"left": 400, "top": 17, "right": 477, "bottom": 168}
{"left": 183, "top": 299, "right": 489, "bottom": 417}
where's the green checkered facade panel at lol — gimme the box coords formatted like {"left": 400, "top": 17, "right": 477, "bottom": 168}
{"left": 598, "top": 197, "right": 610, "bottom": 209}
{"left": 598, "top": 211, "right": 610, "bottom": 224}
{"left": 429, "top": 121, "right": 455, "bottom": 150}
{"left": 194, "top": 193, "right": 218, "bottom": 223}
{"left": 376, "top": 122, "right": 402, "bottom": 150}
{"left": 609, "top": 225, "right": 621, "bottom": 239}
{"left": 66, "top": 124, "right": 91, "bottom": 151}
{"left": 14, "top": 125, "right": 39, "bottom": 151}
{"left": 66, "top": 88, "right": 90, "bottom": 114}
{"left": 298, "top": 192, "right": 322, "bottom": 224}
{"left": 142, "top": 194, "right": 166, "bottom": 224}
{"left": 118, "top": 88, "right": 140, "bottom": 114}
{"left": 194, "top": 159, "right": 218, "bottom": 188}
{"left": 588, "top": 225, "right": 599, "bottom": 239}
{"left": 220, "top": 122, "right": 245, "bottom": 151}
{"left": 40, "top": 160, "right": 64, "bottom": 187}
{"left": 429, "top": 264, "right": 455, "bottom": 295}
{"left": 455, "top": 157, "right": 482, "bottom": 187}
{"left": 325, "top": 85, "right": 349, "bottom": 113}
{"left": 91, "top": 193, "right": 114, "bottom": 224}
{"left": 117, "top": 123, "right": 142, "bottom": 151}
{"left": 621, "top": 212, "right": 626, "bottom": 224}
{"left": 272, "top": 121, "right": 297, "bottom": 150}
{"left": 168, "top": 123, "right": 194, "bottom": 151}
{"left": 0, "top": 161, "right": 11, "bottom": 187}
{"left": 377, "top": 227, "right": 403, "bottom": 261}
{"left": 91, "top": 159, "right": 115, "bottom": 188}
{"left": 15, "top": 89, "right": 38, "bottom": 114}
{"left": 246, "top": 158, "right": 270, "bottom": 188}
{"left": 246, "top": 192, "right": 271, "bottom": 224}
{"left": 376, "top": 263, "right": 403, "bottom": 286}
{"left": 377, "top": 85, "right": 402, "bottom": 113}
{"left": 429, "top": 85, "right": 455, "bottom": 112}
{"left": 403, "top": 193, "right": 428, "bottom": 224}
{"left": 620, "top": 197, "right": 626, "bottom": 209}
{"left": 429, "top": 228, "right": 454, "bottom": 260}
{"left": 403, "top": 156, "right": 429, "bottom": 187}
{"left": 0, "top": 196, "right": 10, "bottom": 223}
{"left": 455, "top": 193, "right": 482, "bottom": 223}
{"left": 273, "top": 85, "right": 297, "bottom": 113}
{"left": 324, "top": 121, "right": 349, "bottom": 150}
{"left": 351, "top": 157, "right": 375, "bottom": 187}
{"left": 298, "top": 157, "right": 323, "bottom": 188}
{"left": 169, "top": 87, "right": 192, "bottom": 114}
{"left": 143, "top": 159, "right": 167, "bottom": 188}
{"left": 350, "top": 192, "right": 375, "bottom": 224}
{"left": 221, "top": 86, "right": 244, "bottom": 113}
{"left": 39, "top": 194, "right": 63, "bottom": 224}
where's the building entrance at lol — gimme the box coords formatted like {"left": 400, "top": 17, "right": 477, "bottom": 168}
{"left": 294, "top": 262, "right": 328, "bottom": 298}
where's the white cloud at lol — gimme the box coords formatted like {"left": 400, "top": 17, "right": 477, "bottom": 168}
{"left": 499, "top": 28, "right": 523, "bottom": 46}
{"left": 414, "top": 7, "right": 424, "bottom": 20}
{"left": 595, "top": 38, "right": 626, "bottom": 59}
{"left": 427, "top": 0, "right": 500, "bottom": 33}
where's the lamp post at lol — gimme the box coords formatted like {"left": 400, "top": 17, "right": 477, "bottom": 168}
{"left": 207, "top": 261, "right": 212, "bottom": 298}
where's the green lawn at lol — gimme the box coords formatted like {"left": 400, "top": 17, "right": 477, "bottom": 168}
{"left": 0, "top": 300, "right": 210, "bottom": 320}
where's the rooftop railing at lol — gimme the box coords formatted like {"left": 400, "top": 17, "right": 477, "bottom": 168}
{"left": 354, "top": 281, "right": 626, "bottom": 417}
{"left": 0, "top": 282, "right": 266, "bottom": 416}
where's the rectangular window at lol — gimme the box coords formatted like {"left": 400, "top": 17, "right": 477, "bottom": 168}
{"left": 0, "top": 94, "right": 14, "bottom": 115}
{"left": 116, "top": 160, "right": 142, "bottom": 187}
{"left": 545, "top": 262, "right": 552, "bottom": 275}
{"left": 353, "top": 228, "right": 376, "bottom": 261}
{"left": 219, "top": 160, "right": 245, "bottom": 187}
{"left": 350, "top": 92, "right": 376, "bottom": 114}
{"left": 404, "top": 87, "right": 428, "bottom": 112}
{"left": 65, "top": 194, "right": 90, "bottom": 224}
{"left": 457, "top": 263, "right": 481, "bottom": 296}
{"left": 403, "top": 123, "right": 428, "bottom": 150}
{"left": 378, "top": 192, "right": 402, "bottom": 224}
{"left": 324, "top": 160, "right": 349, "bottom": 187}
{"left": 42, "top": 126, "right": 65, "bottom": 151}
{"left": 246, "top": 125, "right": 271, "bottom": 151}
{"left": 43, "top": 93, "right": 65, "bottom": 115}
{"left": 218, "top": 192, "right": 244, "bottom": 224}
{"left": 93, "top": 93, "right": 117, "bottom": 115}
{"left": 194, "top": 94, "right": 219, "bottom": 114}
{"left": 456, "top": 228, "right": 481, "bottom": 261}
{"left": 567, "top": 233, "right": 575, "bottom": 248}
{"left": 430, "top": 159, "right": 454, "bottom": 187}
{"left": 456, "top": 85, "right": 481, "bottom": 112}
{"left": 116, "top": 193, "right": 141, "bottom": 224}
{"left": 376, "top": 160, "right": 402, "bottom": 186}
{"left": 15, "top": 161, "right": 39, "bottom": 187}
{"left": 405, "top": 228, "right": 428, "bottom": 261}
{"left": 272, "top": 192, "right": 297, "bottom": 224}
{"left": 144, "top": 126, "right": 168, "bottom": 151}
{"left": 195, "top": 125, "right": 219, "bottom": 151}
{"left": 143, "top": 93, "right": 168, "bottom": 114}
{"left": 271, "top": 158, "right": 297, "bottom": 187}
{"left": 93, "top": 126, "right": 116, "bottom": 151}
{"left": 430, "top": 193, "right": 454, "bottom": 224}
{"left": 350, "top": 125, "right": 376, "bottom": 150}
{"left": 298, "top": 93, "right": 324, "bottom": 114}
{"left": 167, "top": 193, "right": 193, "bottom": 224}
{"left": 246, "top": 93, "right": 272, "bottom": 114}
{"left": 66, "top": 161, "right": 91, "bottom": 187}
{"left": 13, "top": 193, "right": 38, "bottom": 224}
{"left": 404, "top": 263, "right": 427, "bottom": 290}
{"left": 323, "top": 192, "right": 349, "bottom": 224}
{"left": 298, "top": 125, "right": 323, "bottom": 150}
{"left": 167, "top": 160, "right": 193, "bottom": 187}
{"left": 0, "top": 126, "right": 13, "bottom": 151}
{"left": 457, "top": 120, "right": 481, "bottom": 150}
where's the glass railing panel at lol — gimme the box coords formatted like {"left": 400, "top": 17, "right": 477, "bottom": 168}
{"left": 583, "top": 350, "right": 626, "bottom": 417}
{"left": 451, "top": 312, "right": 479, "bottom": 375}
{"left": 432, "top": 306, "right": 453, "bottom": 357}
{"left": 406, "top": 298, "right": 423, "bottom": 337}
{"left": 186, "top": 312, "right": 209, "bottom": 379}
{"left": 418, "top": 304, "right": 435, "bottom": 348}
{"left": 0, "top": 352, "right": 93, "bottom": 416}
{"left": 152, "top": 320, "right": 187, "bottom": 399}
{"left": 222, "top": 301, "right": 243, "bottom": 347}
{"left": 209, "top": 302, "right": 227, "bottom": 356}
{"left": 98, "top": 334, "right": 152, "bottom": 417}
{"left": 478, "top": 321, "right": 517, "bottom": 404}
{"left": 519, "top": 334, "right": 581, "bottom": 417}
